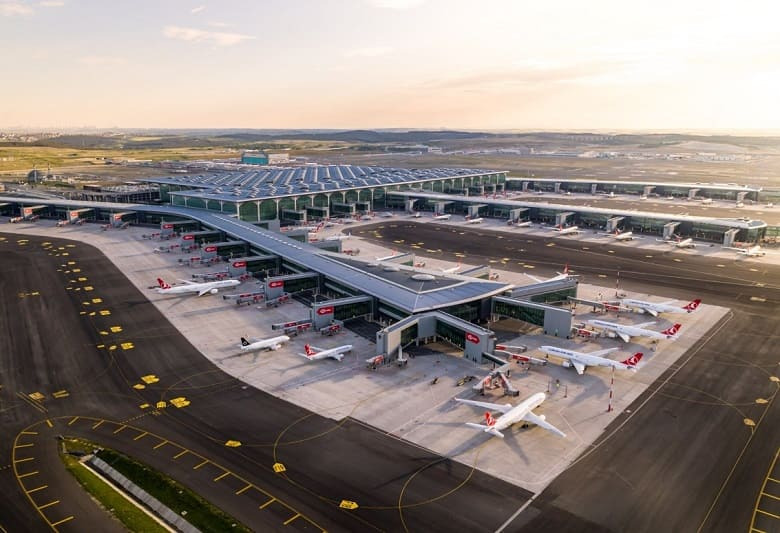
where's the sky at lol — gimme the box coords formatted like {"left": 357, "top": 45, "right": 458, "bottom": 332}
{"left": 1, "top": 0, "right": 779, "bottom": 131}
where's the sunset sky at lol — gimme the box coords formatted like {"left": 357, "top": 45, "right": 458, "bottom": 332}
{"left": 1, "top": 0, "right": 779, "bottom": 130}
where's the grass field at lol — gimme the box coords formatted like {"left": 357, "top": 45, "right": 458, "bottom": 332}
{"left": 60, "top": 452, "right": 168, "bottom": 533}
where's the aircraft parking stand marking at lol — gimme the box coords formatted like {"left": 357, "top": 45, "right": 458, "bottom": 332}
{"left": 751, "top": 448, "right": 780, "bottom": 532}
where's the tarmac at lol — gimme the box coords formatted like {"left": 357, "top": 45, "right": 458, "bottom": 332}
{"left": 0, "top": 219, "right": 777, "bottom": 530}
{"left": 0, "top": 227, "right": 533, "bottom": 533}
{"left": 354, "top": 217, "right": 780, "bottom": 533}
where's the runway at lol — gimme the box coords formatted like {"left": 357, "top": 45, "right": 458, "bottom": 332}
{"left": 0, "top": 233, "right": 529, "bottom": 532}
{"left": 356, "top": 222, "right": 780, "bottom": 532}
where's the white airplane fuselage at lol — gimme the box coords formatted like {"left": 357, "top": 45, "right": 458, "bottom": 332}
{"left": 613, "top": 231, "right": 633, "bottom": 241}
{"left": 302, "top": 345, "right": 352, "bottom": 361}
{"left": 539, "top": 345, "right": 633, "bottom": 372}
{"left": 433, "top": 214, "right": 451, "bottom": 220}
{"left": 621, "top": 298, "right": 698, "bottom": 316}
{"left": 465, "top": 217, "right": 484, "bottom": 224}
{"left": 156, "top": 279, "right": 240, "bottom": 296}
{"left": 588, "top": 319, "right": 678, "bottom": 342}
{"left": 556, "top": 226, "right": 579, "bottom": 235}
{"left": 240, "top": 335, "right": 290, "bottom": 352}
{"left": 492, "top": 392, "right": 546, "bottom": 432}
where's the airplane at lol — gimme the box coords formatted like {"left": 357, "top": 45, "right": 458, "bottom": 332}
{"left": 539, "top": 345, "right": 643, "bottom": 375}
{"left": 550, "top": 224, "right": 580, "bottom": 235}
{"left": 324, "top": 232, "right": 351, "bottom": 241}
{"left": 620, "top": 298, "right": 701, "bottom": 317}
{"left": 441, "top": 260, "right": 461, "bottom": 274}
{"left": 379, "top": 212, "right": 395, "bottom": 218}
{"left": 587, "top": 319, "right": 682, "bottom": 343}
{"left": 526, "top": 264, "right": 571, "bottom": 283}
{"left": 511, "top": 220, "right": 533, "bottom": 227}
{"left": 433, "top": 213, "right": 452, "bottom": 221}
{"left": 239, "top": 335, "right": 290, "bottom": 352}
{"left": 299, "top": 343, "right": 351, "bottom": 361}
{"left": 700, "top": 198, "right": 713, "bottom": 205}
{"left": 605, "top": 229, "right": 635, "bottom": 241}
{"left": 726, "top": 245, "right": 766, "bottom": 257}
{"left": 658, "top": 236, "right": 695, "bottom": 248}
{"left": 465, "top": 217, "right": 484, "bottom": 224}
{"left": 155, "top": 277, "right": 240, "bottom": 297}
{"left": 455, "top": 392, "right": 566, "bottom": 438}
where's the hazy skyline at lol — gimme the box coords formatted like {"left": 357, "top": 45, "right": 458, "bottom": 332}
{"left": 2, "top": 0, "right": 779, "bottom": 131}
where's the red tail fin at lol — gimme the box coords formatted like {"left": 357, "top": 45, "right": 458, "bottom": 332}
{"left": 621, "top": 352, "right": 643, "bottom": 366}
{"left": 304, "top": 344, "right": 315, "bottom": 356}
{"left": 157, "top": 277, "right": 170, "bottom": 289}
{"left": 662, "top": 323, "right": 682, "bottom": 336}
{"left": 684, "top": 299, "right": 701, "bottom": 312}
{"left": 484, "top": 412, "right": 496, "bottom": 427}
{"left": 563, "top": 263, "right": 569, "bottom": 275}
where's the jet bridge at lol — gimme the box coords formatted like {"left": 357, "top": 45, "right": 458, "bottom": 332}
{"left": 264, "top": 272, "right": 320, "bottom": 300}
{"left": 160, "top": 219, "right": 199, "bottom": 238}
{"left": 227, "top": 255, "right": 279, "bottom": 278}
{"left": 605, "top": 216, "right": 625, "bottom": 233}
{"left": 555, "top": 211, "right": 575, "bottom": 226}
{"left": 200, "top": 241, "right": 248, "bottom": 261}
{"left": 310, "top": 295, "right": 373, "bottom": 329}
{"left": 492, "top": 296, "right": 574, "bottom": 338}
{"left": 663, "top": 222, "right": 681, "bottom": 240}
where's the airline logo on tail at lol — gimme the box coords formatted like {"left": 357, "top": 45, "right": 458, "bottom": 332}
{"left": 683, "top": 299, "right": 701, "bottom": 312}
{"left": 662, "top": 323, "right": 682, "bottom": 337}
{"left": 484, "top": 412, "right": 496, "bottom": 427}
{"left": 304, "top": 344, "right": 316, "bottom": 356}
{"left": 621, "top": 352, "right": 643, "bottom": 367}
{"left": 240, "top": 337, "right": 250, "bottom": 347}
{"left": 157, "top": 278, "right": 171, "bottom": 290}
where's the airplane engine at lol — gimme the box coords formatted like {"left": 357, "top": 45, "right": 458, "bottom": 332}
{"left": 538, "top": 414, "right": 546, "bottom": 421}
{"left": 210, "top": 288, "right": 218, "bottom": 294}
{"left": 561, "top": 360, "right": 572, "bottom": 368}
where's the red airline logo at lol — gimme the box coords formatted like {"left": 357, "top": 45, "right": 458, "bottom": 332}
{"left": 268, "top": 280, "right": 284, "bottom": 288}
{"left": 182, "top": 234, "right": 194, "bottom": 240}
{"left": 204, "top": 246, "right": 217, "bottom": 252}
{"left": 465, "top": 332, "right": 480, "bottom": 344}
{"left": 113, "top": 214, "right": 122, "bottom": 221}
{"left": 316, "top": 306, "right": 334, "bottom": 315}
{"left": 232, "top": 261, "right": 247, "bottom": 268}
{"left": 162, "top": 224, "right": 173, "bottom": 229}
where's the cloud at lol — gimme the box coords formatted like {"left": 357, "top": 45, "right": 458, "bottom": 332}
{"left": 0, "top": 1, "right": 33, "bottom": 16}
{"left": 344, "top": 46, "right": 393, "bottom": 58}
{"left": 422, "top": 61, "right": 629, "bottom": 92}
{"left": 79, "top": 55, "right": 126, "bottom": 66}
{"left": 39, "top": 0, "right": 64, "bottom": 6}
{"left": 208, "top": 21, "right": 229, "bottom": 27}
{"left": 191, "top": 5, "right": 205, "bottom": 14}
{"left": 365, "top": 0, "right": 424, "bottom": 8}
{"left": 163, "top": 25, "right": 254, "bottom": 47}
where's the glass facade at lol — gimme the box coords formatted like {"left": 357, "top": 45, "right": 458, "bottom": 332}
{"left": 493, "top": 300, "right": 545, "bottom": 327}
{"left": 283, "top": 276, "right": 319, "bottom": 293}
{"left": 239, "top": 201, "right": 259, "bottom": 221}
{"left": 530, "top": 287, "right": 577, "bottom": 304}
{"left": 334, "top": 300, "right": 372, "bottom": 321}
{"left": 401, "top": 323, "right": 418, "bottom": 345}
{"left": 442, "top": 301, "right": 481, "bottom": 322}
{"left": 435, "top": 320, "right": 465, "bottom": 348}
{"left": 259, "top": 200, "right": 277, "bottom": 220}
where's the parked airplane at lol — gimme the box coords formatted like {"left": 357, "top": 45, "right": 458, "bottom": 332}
{"left": 526, "top": 264, "right": 570, "bottom": 283}
{"left": 620, "top": 298, "right": 701, "bottom": 317}
{"left": 550, "top": 225, "right": 580, "bottom": 235}
{"left": 299, "top": 343, "right": 352, "bottom": 361}
{"left": 658, "top": 236, "right": 695, "bottom": 248}
{"left": 324, "top": 232, "right": 351, "bottom": 241}
{"left": 587, "top": 319, "right": 682, "bottom": 342}
{"left": 433, "top": 213, "right": 452, "bottom": 221}
{"left": 539, "top": 345, "right": 643, "bottom": 375}
{"left": 726, "top": 245, "right": 766, "bottom": 257}
{"left": 441, "top": 260, "right": 462, "bottom": 274}
{"left": 511, "top": 220, "right": 533, "bottom": 227}
{"left": 604, "top": 229, "right": 635, "bottom": 241}
{"left": 456, "top": 392, "right": 566, "bottom": 438}
{"left": 240, "top": 335, "right": 290, "bottom": 352}
{"left": 700, "top": 198, "right": 713, "bottom": 205}
{"left": 465, "top": 217, "right": 484, "bottom": 224}
{"left": 155, "top": 277, "right": 240, "bottom": 297}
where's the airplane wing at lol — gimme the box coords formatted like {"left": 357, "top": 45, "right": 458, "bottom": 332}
{"left": 572, "top": 360, "right": 586, "bottom": 375}
{"left": 617, "top": 331, "right": 631, "bottom": 343}
{"left": 635, "top": 321, "right": 656, "bottom": 328}
{"left": 522, "top": 412, "right": 566, "bottom": 438}
{"left": 644, "top": 308, "right": 659, "bottom": 317}
{"left": 455, "top": 398, "right": 513, "bottom": 414}
{"left": 197, "top": 288, "right": 211, "bottom": 297}
{"left": 525, "top": 273, "right": 544, "bottom": 283}
{"left": 589, "top": 347, "right": 619, "bottom": 357}
{"left": 464, "top": 422, "right": 505, "bottom": 438}
{"left": 178, "top": 279, "right": 197, "bottom": 285}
